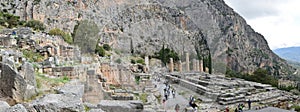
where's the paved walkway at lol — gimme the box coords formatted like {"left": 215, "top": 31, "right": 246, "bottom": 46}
{"left": 154, "top": 79, "right": 189, "bottom": 112}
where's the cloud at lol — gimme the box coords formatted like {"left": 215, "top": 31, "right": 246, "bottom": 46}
{"left": 224, "top": 0, "right": 283, "bottom": 19}
{"left": 224, "top": 0, "right": 300, "bottom": 49}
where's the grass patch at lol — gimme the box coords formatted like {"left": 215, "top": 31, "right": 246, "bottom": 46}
{"left": 84, "top": 105, "right": 91, "bottom": 112}
{"left": 178, "top": 91, "right": 186, "bottom": 96}
{"left": 139, "top": 93, "right": 148, "bottom": 103}
{"left": 292, "top": 105, "right": 300, "bottom": 112}
{"left": 35, "top": 73, "right": 70, "bottom": 89}
{"left": 22, "top": 50, "right": 44, "bottom": 62}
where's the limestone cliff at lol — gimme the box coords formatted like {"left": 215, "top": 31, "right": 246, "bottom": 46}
{"left": 0, "top": 0, "right": 295, "bottom": 75}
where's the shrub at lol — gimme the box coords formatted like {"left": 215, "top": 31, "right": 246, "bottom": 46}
{"left": 115, "top": 58, "right": 122, "bottom": 64}
{"left": 25, "top": 20, "right": 45, "bottom": 31}
{"left": 103, "top": 44, "right": 111, "bottom": 51}
{"left": 95, "top": 45, "right": 105, "bottom": 57}
{"left": 0, "top": 11, "right": 20, "bottom": 28}
{"left": 131, "top": 59, "right": 136, "bottom": 64}
{"left": 226, "top": 68, "right": 278, "bottom": 87}
{"left": 49, "top": 28, "right": 73, "bottom": 44}
{"left": 22, "top": 50, "right": 44, "bottom": 62}
{"left": 136, "top": 59, "right": 145, "bottom": 65}
{"left": 292, "top": 105, "right": 300, "bottom": 112}
{"left": 33, "top": 0, "right": 41, "bottom": 5}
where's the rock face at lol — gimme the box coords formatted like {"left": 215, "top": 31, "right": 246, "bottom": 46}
{"left": 98, "top": 100, "right": 143, "bottom": 112}
{"left": 0, "top": 0, "right": 295, "bottom": 75}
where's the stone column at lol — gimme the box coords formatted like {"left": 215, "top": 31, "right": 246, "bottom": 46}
{"left": 178, "top": 60, "right": 182, "bottom": 72}
{"left": 196, "top": 60, "right": 200, "bottom": 72}
{"left": 186, "top": 53, "right": 190, "bottom": 72}
{"left": 169, "top": 58, "right": 174, "bottom": 72}
{"left": 200, "top": 60, "right": 203, "bottom": 72}
{"left": 145, "top": 56, "right": 149, "bottom": 72}
{"left": 110, "top": 55, "right": 113, "bottom": 65}
{"left": 193, "top": 59, "right": 197, "bottom": 71}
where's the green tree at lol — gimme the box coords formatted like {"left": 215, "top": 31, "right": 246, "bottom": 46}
{"left": 25, "top": 20, "right": 45, "bottom": 31}
{"left": 0, "top": 11, "right": 20, "bottom": 28}
{"left": 208, "top": 53, "right": 212, "bottom": 74}
{"left": 155, "top": 44, "right": 179, "bottom": 66}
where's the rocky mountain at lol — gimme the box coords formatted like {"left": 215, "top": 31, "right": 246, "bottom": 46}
{"left": 0, "top": 0, "right": 295, "bottom": 75}
{"left": 274, "top": 47, "right": 300, "bottom": 63}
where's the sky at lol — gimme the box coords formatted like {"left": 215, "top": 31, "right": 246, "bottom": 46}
{"left": 224, "top": 0, "right": 300, "bottom": 50}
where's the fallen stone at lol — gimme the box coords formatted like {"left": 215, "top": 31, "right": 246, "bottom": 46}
{"left": 0, "top": 63, "right": 27, "bottom": 103}
{"left": 0, "top": 101, "right": 10, "bottom": 112}
{"left": 55, "top": 80, "right": 84, "bottom": 98}
{"left": 98, "top": 100, "right": 143, "bottom": 112}
{"left": 24, "top": 85, "right": 38, "bottom": 101}
{"left": 31, "top": 94, "right": 84, "bottom": 112}
{"left": 21, "top": 62, "right": 37, "bottom": 87}
{"left": 5, "top": 104, "right": 28, "bottom": 112}
{"left": 89, "top": 109, "right": 106, "bottom": 112}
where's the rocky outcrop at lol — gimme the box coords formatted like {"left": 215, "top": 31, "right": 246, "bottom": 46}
{"left": 0, "top": 0, "right": 295, "bottom": 75}
{"left": 98, "top": 100, "right": 143, "bottom": 112}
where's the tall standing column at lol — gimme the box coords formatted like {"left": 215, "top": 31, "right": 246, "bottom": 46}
{"left": 178, "top": 60, "right": 182, "bottom": 72}
{"left": 193, "top": 59, "right": 197, "bottom": 71}
{"left": 169, "top": 58, "right": 174, "bottom": 72}
{"left": 186, "top": 53, "right": 190, "bottom": 72}
{"left": 200, "top": 60, "right": 203, "bottom": 72}
{"left": 196, "top": 60, "right": 200, "bottom": 72}
{"left": 145, "top": 56, "right": 149, "bottom": 72}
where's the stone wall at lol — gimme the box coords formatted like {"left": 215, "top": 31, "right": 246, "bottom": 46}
{"left": 100, "top": 63, "right": 134, "bottom": 86}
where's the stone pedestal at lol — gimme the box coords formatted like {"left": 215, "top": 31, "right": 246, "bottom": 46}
{"left": 186, "top": 53, "right": 190, "bottom": 72}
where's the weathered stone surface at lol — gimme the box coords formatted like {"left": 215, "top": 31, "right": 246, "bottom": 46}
{"left": 20, "top": 62, "right": 38, "bottom": 101}
{"left": 0, "top": 101, "right": 10, "bottom": 112}
{"left": 20, "top": 62, "right": 37, "bottom": 87}
{"left": 0, "top": 63, "right": 27, "bottom": 103}
{"left": 0, "top": 0, "right": 295, "bottom": 75}
{"left": 24, "top": 85, "right": 37, "bottom": 101}
{"left": 97, "top": 100, "right": 143, "bottom": 112}
{"left": 56, "top": 80, "right": 85, "bottom": 98}
{"left": 30, "top": 94, "right": 84, "bottom": 112}
{"left": 89, "top": 109, "right": 106, "bottom": 112}
{"left": 5, "top": 104, "right": 28, "bottom": 112}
